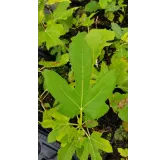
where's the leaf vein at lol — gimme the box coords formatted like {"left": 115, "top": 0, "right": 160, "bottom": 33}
{"left": 58, "top": 85, "right": 80, "bottom": 109}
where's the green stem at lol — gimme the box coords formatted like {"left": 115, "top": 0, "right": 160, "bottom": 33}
{"left": 69, "top": 123, "right": 78, "bottom": 126}
{"left": 82, "top": 127, "right": 89, "bottom": 138}
{"left": 80, "top": 108, "right": 83, "bottom": 127}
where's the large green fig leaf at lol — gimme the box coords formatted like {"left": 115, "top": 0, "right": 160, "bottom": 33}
{"left": 43, "top": 32, "right": 116, "bottom": 120}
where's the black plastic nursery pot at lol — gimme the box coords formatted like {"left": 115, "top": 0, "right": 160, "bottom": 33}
{"left": 38, "top": 125, "right": 78, "bottom": 160}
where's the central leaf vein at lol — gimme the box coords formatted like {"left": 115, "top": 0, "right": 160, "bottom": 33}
{"left": 89, "top": 138, "right": 97, "bottom": 160}
{"left": 80, "top": 48, "right": 84, "bottom": 109}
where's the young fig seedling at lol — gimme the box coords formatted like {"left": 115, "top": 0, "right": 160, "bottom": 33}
{"left": 41, "top": 32, "right": 117, "bottom": 160}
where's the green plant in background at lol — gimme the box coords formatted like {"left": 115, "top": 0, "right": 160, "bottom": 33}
{"left": 73, "top": 13, "right": 96, "bottom": 29}
{"left": 38, "top": 1, "right": 78, "bottom": 49}
{"left": 41, "top": 32, "right": 117, "bottom": 160}
{"left": 118, "top": 148, "right": 128, "bottom": 160}
{"left": 85, "top": 1, "right": 101, "bottom": 13}
{"left": 109, "top": 92, "right": 128, "bottom": 122}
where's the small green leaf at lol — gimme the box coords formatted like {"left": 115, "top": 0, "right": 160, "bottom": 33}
{"left": 105, "top": 11, "right": 114, "bottom": 21}
{"left": 84, "top": 120, "right": 98, "bottom": 128}
{"left": 68, "top": 69, "right": 74, "bottom": 82}
{"left": 85, "top": 1, "right": 101, "bottom": 12}
{"left": 52, "top": 2, "right": 78, "bottom": 21}
{"left": 99, "top": 0, "right": 113, "bottom": 9}
{"left": 38, "top": 23, "right": 66, "bottom": 49}
{"left": 109, "top": 93, "right": 128, "bottom": 121}
{"left": 58, "top": 129, "right": 85, "bottom": 160}
{"left": 47, "top": 107, "right": 69, "bottom": 121}
{"left": 118, "top": 0, "right": 124, "bottom": 5}
{"left": 118, "top": 148, "right": 128, "bottom": 157}
{"left": 111, "top": 23, "right": 123, "bottom": 39}
{"left": 109, "top": 54, "right": 128, "bottom": 86}
{"left": 47, "top": 121, "right": 71, "bottom": 143}
{"left": 109, "top": 92, "right": 128, "bottom": 112}
{"left": 119, "top": 14, "right": 124, "bottom": 23}
{"left": 79, "top": 13, "right": 95, "bottom": 27}
{"left": 115, "top": 45, "right": 128, "bottom": 58}
{"left": 58, "top": 16, "right": 73, "bottom": 32}
{"left": 85, "top": 29, "right": 115, "bottom": 64}
{"left": 121, "top": 32, "right": 128, "bottom": 43}
{"left": 41, "top": 119, "right": 56, "bottom": 128}
{"left": 106, "top": 4, "right": 120, "bottom": 12}
{"left": 118, "top": 106, "right": 128, "bottom": 122}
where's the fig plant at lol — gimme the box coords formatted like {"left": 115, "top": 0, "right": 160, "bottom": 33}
{"left": 38, "top": 0, "right": 128, "bottom": 159}
{"left": 41, "top": 32, "right": 117, "bottom": 160}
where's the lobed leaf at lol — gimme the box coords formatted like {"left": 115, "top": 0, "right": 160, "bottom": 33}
{"left": 47, "top": 121, "right": 71, "bottom": 143}
{"left": 38, "top": 23, "right": 66, "bottom": 49}
{"left": 52, "top": 2, "right": 78, "bottom": 21}
{"left": 80, "top": 131, "right": 113, "bottom": 160}
{"left": 43, "top": 32, "right": 117, "bottom": 120}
